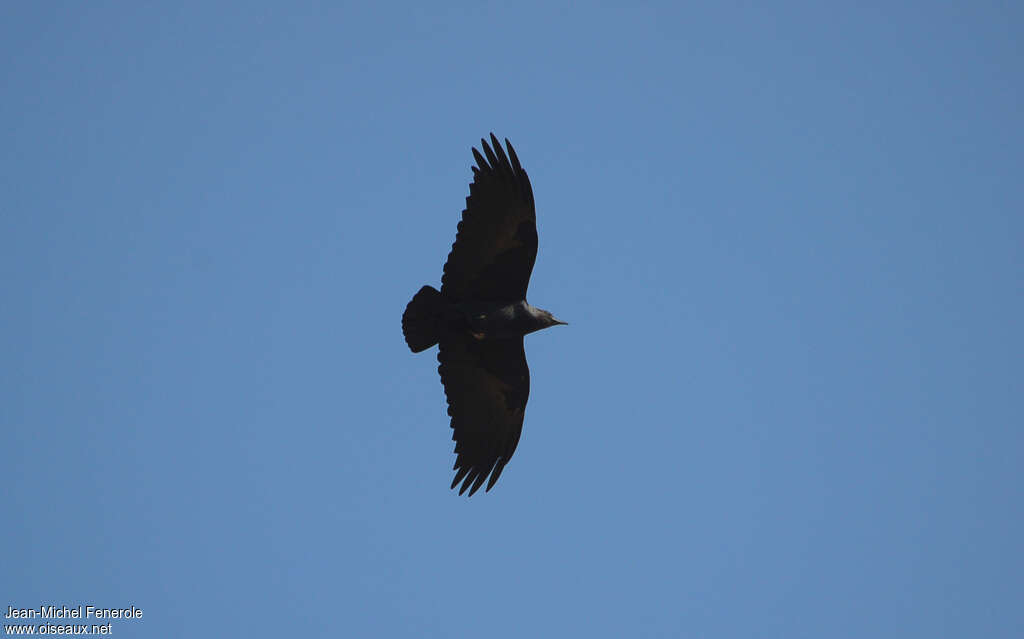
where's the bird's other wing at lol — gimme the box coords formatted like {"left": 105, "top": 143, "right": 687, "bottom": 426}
{"left": 437, "top": 336, "right": 530, "bottom": 495}
{"left": 441, "top": 134, "right": 537, "bottom": 302}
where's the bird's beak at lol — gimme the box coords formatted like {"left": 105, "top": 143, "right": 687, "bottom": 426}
{"left": 553, "top": 318, "right": 568, "bottom": 326}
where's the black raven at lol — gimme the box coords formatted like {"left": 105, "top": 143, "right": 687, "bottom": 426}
{"left": 402, "top": 134, "right": 566, "bottom": 496}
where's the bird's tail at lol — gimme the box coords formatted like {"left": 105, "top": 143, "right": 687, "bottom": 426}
{"left": 402, "top": 285, "right": 445, "bottom": 353}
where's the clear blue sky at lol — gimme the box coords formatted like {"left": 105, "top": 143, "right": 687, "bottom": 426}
{"left": 4, "top": 2, "right": 1022, "bottom": 637}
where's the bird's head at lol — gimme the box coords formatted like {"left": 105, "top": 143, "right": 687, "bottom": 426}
{"left": 539, "top": 309, "right": 568, "bottom": 329}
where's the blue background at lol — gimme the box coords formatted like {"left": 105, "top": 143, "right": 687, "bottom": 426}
{"left": 4, "top": 2, "right": 1022, "bottom": 637}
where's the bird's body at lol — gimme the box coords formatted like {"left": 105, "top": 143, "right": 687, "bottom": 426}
{"left": 460, "top": 299, "right": 562, "bottom": 340}
{"left": 402, "top": 134, "right": 565, "bottom": 496}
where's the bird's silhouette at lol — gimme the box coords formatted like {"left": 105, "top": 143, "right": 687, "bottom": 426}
{"left": 402, "top": 134, "right": 566, "bottom": 496}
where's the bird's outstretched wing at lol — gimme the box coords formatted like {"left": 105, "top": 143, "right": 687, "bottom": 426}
{"left": 441, "top": 134, "right": 537, "bottom": 303}
{"left": 437, "top": 336, "right": 530, "bottom": 495}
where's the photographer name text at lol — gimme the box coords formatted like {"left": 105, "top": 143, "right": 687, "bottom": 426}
{"left": 5, "top": 606, "right": 142, "bottom": 620}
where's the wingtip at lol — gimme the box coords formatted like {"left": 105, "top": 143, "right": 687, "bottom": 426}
{"left": 506, "top": 139, "right": 523, "bottom": 174}
{"left": 480, "top": 136, "right": 500, "bottom": 168}
{"left": 458, "top": 471, "right": 475, "bottom": 495}
{"left": 452, "top": 465, "right": 469, "bottom": 485}
{"left": 471, "top": 147, "right": 488, "bottom": 171}
{"left": 469, "top": 472, "right": 488, "bottom": 495}
{"left": 452, "top": 463, "right": 505, "bottom": 497}
{"left": 485, "top": 460, "right": 506, "bottom": 492}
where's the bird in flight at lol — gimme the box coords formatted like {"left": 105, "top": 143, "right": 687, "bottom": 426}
{"left": 402, "top": 134, "right": 566, "bottom": 496}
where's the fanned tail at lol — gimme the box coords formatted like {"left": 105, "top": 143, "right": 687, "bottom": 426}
{"left": 402, "top": 285, "right": 444, "bottom": 353}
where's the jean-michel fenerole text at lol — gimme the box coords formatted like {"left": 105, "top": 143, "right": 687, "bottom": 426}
{"left": 6, "top": 605, "right": 143, "bottom": 620}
